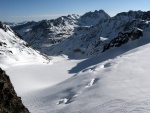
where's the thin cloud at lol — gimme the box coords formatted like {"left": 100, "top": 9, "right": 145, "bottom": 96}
{"left": 10, "top": 14, "right": 69, "bottom": 18}
{"left": 1, "top": 13, "right": 83, "bottom": 23}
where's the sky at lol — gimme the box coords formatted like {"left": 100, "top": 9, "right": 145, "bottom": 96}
{"left": 0, "top": 0, "right": 150, "bottom": 23}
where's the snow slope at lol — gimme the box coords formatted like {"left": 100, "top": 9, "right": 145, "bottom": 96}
{"left": 4, "top": 33, "right": 150, "bottom": 113}
{"left": 0, "top": 22, "right": 49, "bottom": 68}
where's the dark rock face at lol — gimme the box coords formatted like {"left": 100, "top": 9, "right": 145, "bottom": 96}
{"left": 0, "top": 22, "right": 7, "bottom": 32}
{"left": 0, "top": 68, "right": 29, "bottom": 113}
{"left": 115, "top": 10, "right": 150, "bottom": 21}
{"left": 81, "top": 10, "right": 110, "bottom": 19}
{"left": 12, "top": 21, "right": 36, "bottom": 31}
{"left": 102, "top": 28, "right": 143, "bottom": 52}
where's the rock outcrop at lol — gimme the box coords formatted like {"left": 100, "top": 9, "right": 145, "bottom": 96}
{"left": 0, "top": 68, "right": 29, "bottom": 113}
{"left": 102, "top": 28, "right": 143, "bottom": 52}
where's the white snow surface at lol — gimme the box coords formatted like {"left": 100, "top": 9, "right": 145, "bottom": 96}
{"left": 0, "top": 25, "right": 48, "bottom": 68}
{"left": 3, "top": 39, "right": 150, "bottom": 113}
{"left": 4, "top": 56, "right": 80, "bottom": 95}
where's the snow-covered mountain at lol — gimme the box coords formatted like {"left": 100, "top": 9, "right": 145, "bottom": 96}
{"left": 11, "top": 10, "right": 110, "bottom": 52}
{"left": 10, "top": 10, "right": 150, "bottom": 59}
{"left": 40, "top": 10, "right": 149, "bottom": 58}
{"left": 0, "top": 22, "right": 49, "bottom": 67}
{"left": 79, "top": 10, "right": 110, "bottom": 26}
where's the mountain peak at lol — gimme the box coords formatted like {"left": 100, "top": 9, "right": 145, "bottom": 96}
{"left": 67, "top": 14, "right": 80, "bottom": 19}
{"left": 79, "top": 10, "right": 110, "bottom": 26}
{"left": 82, "top": 9, "right": 110, "bottom": 18}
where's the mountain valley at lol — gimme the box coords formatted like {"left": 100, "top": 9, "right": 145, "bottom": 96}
{"left": 1, "top": 9, "right": 150, "bottom": 113}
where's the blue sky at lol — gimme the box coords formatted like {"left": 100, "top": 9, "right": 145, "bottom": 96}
{"left": 0, "top": 0, "right": 150, "bottom": 23}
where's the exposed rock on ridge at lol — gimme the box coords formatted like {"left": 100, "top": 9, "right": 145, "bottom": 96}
{"left": 102, "top": 28, "right": 143, "bottom": 52}
{"left": 0, "top": 68, "right": 29, "bottom": 113}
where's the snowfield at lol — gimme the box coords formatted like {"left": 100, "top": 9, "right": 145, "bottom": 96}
{"left": 4, "top": 56, "right": 81, "bottom": 95}
{"left": 3, "top": 41, "right": 150, "bottom": 113}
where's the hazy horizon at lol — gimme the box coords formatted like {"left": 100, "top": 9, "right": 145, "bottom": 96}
{"left": 1, "top": 0, "right": 150, "bottom": 23}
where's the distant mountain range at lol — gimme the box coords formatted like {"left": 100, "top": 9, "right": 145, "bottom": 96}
{"left": 4, "top": 10, "right": 150, "bottom": 59}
